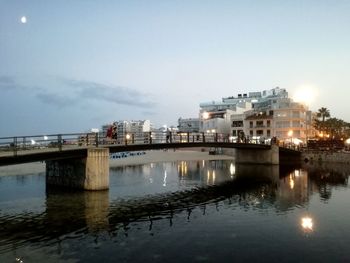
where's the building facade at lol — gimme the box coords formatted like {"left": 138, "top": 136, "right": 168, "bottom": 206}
{"left": 200, "top": 87, "right": 311, "bottom": 143}
{"left": 178, "top": 118, "right": 200, "bottom": 133}
{"left": 101, "top": 120, "right": 151, "bottom": 143}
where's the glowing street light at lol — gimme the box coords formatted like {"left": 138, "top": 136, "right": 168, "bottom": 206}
{"left": 202, "top": 112, "right": 210, "bottom": 120}
{"left": 288, "top": 130, "right": 293, "bottom": 145}
{"left": 125, "top": 134, "right": 131, "bottom": 140}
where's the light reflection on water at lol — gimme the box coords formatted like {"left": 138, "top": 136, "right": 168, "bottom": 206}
{"left": 0, "top": 160, "right": 350, "bottom": 262}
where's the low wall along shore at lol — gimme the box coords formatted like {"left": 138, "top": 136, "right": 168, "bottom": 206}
{"left": 302, "top": 151, "right": 350, "bottom": 164}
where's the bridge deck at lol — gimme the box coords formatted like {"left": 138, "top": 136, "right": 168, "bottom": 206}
{"left": 0, "top": 142, "right": 273, "bottom": 166}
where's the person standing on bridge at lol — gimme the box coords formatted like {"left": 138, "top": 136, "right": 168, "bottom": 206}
{"left": 106, "top": 125, "right": 113, "bottom": 144}
{"left": 112, "top": 123, "right": 117, "bottom": 144}
{"left": 166, "top": 128, "right": 171, "bottom": 143}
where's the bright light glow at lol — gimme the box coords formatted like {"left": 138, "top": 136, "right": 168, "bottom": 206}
{"left": 288, "top": 130, "right": 293, "bottom": 137}
{"left": 289, "top": 175, "right": 294, "bottom": 189}
{"left": 211, "top": 129, "right": 216, "bottom": 133}
{"left": 180, "top": 161, "right": 187, "bottom": 176}
{"left": 292, "top": 85, "right": 318, "bottom": 106}
{"left": 126, "top": 134, "right": 131, "bottom": 140}
{"left": 346, "top": 138, "right": 350, "bottom": 145}
{"left": 20, "top": 16, "right": 27, "bottom": 23}
{"left": 43, "top": 136, "right": 48, "bottom": 140}
{"left": 30, "top": 139, "right": 36, "bottom": 145}
{"left": 202, "top": 112, "right": 210, "bottom": 119}
{"left": 163, "top": 170, "right": 167, "bottom": 187}
{"left": 229, "top": 163, "right": 235, "bottom": 176}
{"left": 301, "top": 216, "right": 313, "bottom": 232}
{"left": 292, "top": 138, "right": 303, "bottom": 145}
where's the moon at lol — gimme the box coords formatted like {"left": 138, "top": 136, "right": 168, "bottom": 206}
{"left": 20, "top": 16, "right": 27, "bottom": 24}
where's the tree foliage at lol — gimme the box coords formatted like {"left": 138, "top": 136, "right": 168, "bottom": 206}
{"left": 316, "top": 107, "right": 330, "bottom": 122}
{"left": 313, "top": 108, "right": 350, "bottom": 139}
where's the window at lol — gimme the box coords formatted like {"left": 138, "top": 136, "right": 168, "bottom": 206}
{"left": 292, "top": 121, "right": 300, "bottom": 127}
{"left": 275, "top": 121, "right": 290, "bottom": 128}
{"left": 276, "top": 111, "right": 287, "bottom": 118}
{"left": 267, "top": 120, "right": 271, "bottom": 127}
{"left": 267, "top": 130, "right": 271, "bottom": 137}
{"left": 257, "top": 130, "right": 264, "bottom": 136}
{"left": 250, "top": 121, "right": 253, "bottom": 128}
{"left": 250, "top": 130, "right": 253, "bottom": 136}
{"left": 232, "top": 130, "right": 237, "bottom": 136}
{"left": 232, "top": 121, "right": 243, "bottom": 127}
{"left": 256, "top": 121, "right": 264, "bottom": 127}
{"left": 292, "top": 111, "right": 300, "bottom": 118}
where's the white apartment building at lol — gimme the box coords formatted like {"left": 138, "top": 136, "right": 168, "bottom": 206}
{"left": 243, "top": 110, "right": 274, "bottom": 140}
{"left": 243, "top": 97, "right": 310, "bottom": 143}
{"left": 102, "top": 120, "right": 151, "bottom": 143}
{"left": 178, "top": 118, "right": 200, "bottom": 133}
{"left": 200, "top": 87, "right": 285, "bottom": 134}
{"left": 201, "top": 109, "right": 236, "bottom": 134}
{"left": 200, "top": 87, "right": 311, "bottom": 143}
{"left": 271, "top": 98, "right": 309, "bottom": 142}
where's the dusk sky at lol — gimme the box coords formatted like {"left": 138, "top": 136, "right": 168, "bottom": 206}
{"left": 1, "top": 0, "right": 350, "bottom": 136}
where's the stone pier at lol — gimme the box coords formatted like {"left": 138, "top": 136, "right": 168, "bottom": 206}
{"left": 235, "top": 144, "right": 279, "bottom": 165}
{"left": 46, "top": 148, "right": 109, "bottom": 190}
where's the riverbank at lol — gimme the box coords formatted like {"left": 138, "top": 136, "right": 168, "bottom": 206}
{"left": 302, "top": 150, "right": 350, "bottom": 164}
{"left": 0, "top": 150, "right": 235, "bottom": 176}
{"left": 109, "top": 149, "right": 235, "bottom": 167}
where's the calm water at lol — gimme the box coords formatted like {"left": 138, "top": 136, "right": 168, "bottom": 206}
{"left": 0, "top": 160, "right": 350, "bottom": 262}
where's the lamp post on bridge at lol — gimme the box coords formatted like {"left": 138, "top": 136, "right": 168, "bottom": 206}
{"left": 288, "top": 130, "right": 293, "bottom": 148}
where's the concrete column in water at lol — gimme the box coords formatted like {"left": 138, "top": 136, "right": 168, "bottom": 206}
{"left": 235, "top": 145, "right": 279, "bottom": 165}
{"left": 46, "top": 148, "right": 110, "bottom": 190}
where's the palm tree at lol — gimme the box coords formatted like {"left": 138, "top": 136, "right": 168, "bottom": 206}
{"left": 317, "top": 107, "right": 330, "bottom": 122}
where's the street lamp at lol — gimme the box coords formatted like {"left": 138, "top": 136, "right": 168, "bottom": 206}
{"left": 202, "top": 112, "right": 210, "bottom": 120}
{"left": 345, "top": 138, "right": 350, "bottom": 151}
{"left": 125, "top": 133, "right": 131, "bottom": 145}
{"left": 288, "top": 130, "right": 293, "bottom": 145}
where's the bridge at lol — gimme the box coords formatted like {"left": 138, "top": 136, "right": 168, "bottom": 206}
{"left": 0, "top": 132, "right": 301, "bottom": 190}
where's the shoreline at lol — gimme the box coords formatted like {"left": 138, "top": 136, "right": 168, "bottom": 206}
{"left": 0, "top": 150, "right": 235, "bottom": 176}
{"left": 110, "top": 150, "right": 235, "bottom": 167}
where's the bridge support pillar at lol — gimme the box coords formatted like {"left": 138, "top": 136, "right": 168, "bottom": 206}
{"left": 46, "top": 148, "right": 109, "bottom": 190}
{"left": 235, "top": 144, "right": 279, "bottom": 165}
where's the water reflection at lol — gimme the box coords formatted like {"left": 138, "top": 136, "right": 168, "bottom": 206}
{"left": 0, "top": 161, "right": 349, "bottom": 261}
{"left": 303, "top": 163, "right": 349, "bottom": 202}
{"left": 301, "top": 216, "right": 314, "bottom": 233}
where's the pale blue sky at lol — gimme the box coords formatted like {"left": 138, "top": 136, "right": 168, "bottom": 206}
{"left": 1, "top": 0, "right": 350, "bottom": 136}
